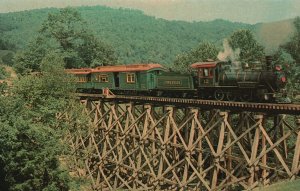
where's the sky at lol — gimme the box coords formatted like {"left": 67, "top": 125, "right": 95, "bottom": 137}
{"left": 0, "top": 0, "right": 299, "bottom": 24}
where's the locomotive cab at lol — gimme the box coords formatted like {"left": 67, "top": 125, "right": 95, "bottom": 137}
{"left": 191, "top": 61, "right": 219, "bottom": 87}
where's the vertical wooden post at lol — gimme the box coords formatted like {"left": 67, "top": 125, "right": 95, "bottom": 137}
{"left": 292, "top": 118, "right": 300, "bottom": 179}
{"left": 86, "top": 99, "right": 93, "bottom": 112}
{"left": 280, "top": 115, "right": 288, "bottom": 160}
{"left": 113, "top": 103, "right": 121, "bottom": 189}
{"left": 149, "top": 104, "right": 156, "bottom": 157}
{"left": 261, "top": 114, "right": 268, "bottom": 185}
{"left": 248, "top": 114, "right": 262, "bottom": 186}
{"left": 157, "top": 106, "right": 172, "bottom": 187}
{"left": 226, "top": 113, "right": 232, "bottom": 187}
{"left": 69, "top": 98, "right": 300, "bottom": 191}
{"left": 93, "top": 101, "right": 99, "bottom": 125}
{"left": 212, "top": 111, "right": 226, "bottom": 190}
{"left": 196, "top": 109, "right": 203, "bottom": 189}
{"left": 98, "top": 101, "right": 105, "bottom": 132}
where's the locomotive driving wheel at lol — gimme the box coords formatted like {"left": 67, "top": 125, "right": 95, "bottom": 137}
{"left": 240, "top": 92, "right": 253, "bottom": 102}
{"left": 214, "top": 90, "right": 225, "bottom": 101}
{"left": 226, "top": 92, "right": 237, "bottom": 101}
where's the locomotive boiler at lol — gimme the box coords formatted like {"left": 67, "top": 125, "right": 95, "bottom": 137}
{"left": 191, "top": 57, "right": 290, "bottom": 102}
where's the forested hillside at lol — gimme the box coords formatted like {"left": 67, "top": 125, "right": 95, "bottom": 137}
{"left": 1, "top": 5, "right": 299, "bottom": 190}
{"left": 0, "top": 6, "right": 254, "bottom": 65}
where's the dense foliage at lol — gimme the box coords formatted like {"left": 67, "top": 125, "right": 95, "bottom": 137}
{"left": 1, "top": 51, "right": 14, "bottom": 66}
{"left": 278, "top": 17, "right": 300, "bottom": 92}
{"left": 14, "top": 8, "right": 117, "bottom": 74}
{"left": 281, "top": 17, "right": 300, "bottom": 63}
{"left": 172, "top": 30, "right": 265, "bottom": 73}
{"left": 0, "top": 39, "right": 16, "bottom": 50}
{"left": 172, "top": 41, "right": 219, "bottom": 73}
{"left": 228, "top": 29, "right": 265, "bottom": 63}
{"left": 0, "top": 17, "right": 16, "bottom": 50}
{"left": 0, "top": 6, "right": 253, "bottom": 66}
{"left": 0, "top": 65, "right": 8, "bottom": 79}
{"left": 0, "top": 5, "right": 299, "bottom": 191}
{"left": 0, "top": 53, "right": 80, "bottom": 190}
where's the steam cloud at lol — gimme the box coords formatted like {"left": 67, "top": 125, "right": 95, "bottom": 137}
{"left": 256, "top": 20, "right": 294, "bottom": 55}
{"left": 217, "top": 39, "right": 241, "bottom": 68}
{"left": 217, "top": 39, "right": 240, "bottom": 61}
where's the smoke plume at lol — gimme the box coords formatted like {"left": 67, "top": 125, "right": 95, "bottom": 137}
{"left": 217, "top": 39, "right": 240, "bottom": 61}
{"left": 256, "top": 19, "right": 294, "bottom": 55}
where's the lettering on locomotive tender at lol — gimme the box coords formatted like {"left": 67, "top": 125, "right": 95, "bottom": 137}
{"left": 164, "top": 80, "right": 182, "bottom": 85}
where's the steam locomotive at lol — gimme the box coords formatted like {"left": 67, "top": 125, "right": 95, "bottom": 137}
{"left": 66, "top": 57, "right": 290, "bottom": 103}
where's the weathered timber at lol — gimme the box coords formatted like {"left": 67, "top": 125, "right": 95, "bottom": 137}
{"left": 63, "top": 98, "right": 300, "bottom": 190}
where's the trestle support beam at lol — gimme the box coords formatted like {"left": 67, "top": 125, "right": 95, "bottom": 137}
{"left": 65, "top": 99, "right": 300, "bottom": 190}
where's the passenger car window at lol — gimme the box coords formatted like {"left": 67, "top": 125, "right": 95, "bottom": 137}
{"left": 99, "top": 74, "right": 108, "bottom": 82}
{"left": 204, "top": 68, "right": 209, "bottom": 77}
{"left": 78, "top": 76, "right": 87, "bottom": 82}
{"left": 126, "top": 73, "right": 135, "bottom": 83}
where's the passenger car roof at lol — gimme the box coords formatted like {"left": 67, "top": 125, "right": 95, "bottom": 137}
{"left": 65, "top": 68, "right": 92, "bottom": 74}
{"left": 65, "top": 64, "right": 165, "bottom": 74}
{"left": 93, "top": 63, "right": 164, "bottom": 73}
{"left": 191, "top": 62, "right": 218, "bottom": 68}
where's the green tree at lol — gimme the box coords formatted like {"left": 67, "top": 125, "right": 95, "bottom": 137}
{"left": 273, "top": 49, "right": 298, "bottom": 90}
{"left": 2, "top": 52, "right": 15, "bottom": 66}
{"left": 281, "top": 17, "right": 300, "bottom": 63}
{"left": 279, "top": 17, "right": 300, "bottom": 93}
{"left": 0, "top": 52, "right": 79, "bottom": 190}
{"left": 40, "top": 8, "right": 117, "bottom": 68}
{"left": 0, "top": 38, "right": 16, "bottom": 50}
{"left": 14, "top": 8, "right": 117, "bottom": 74}
{"left": 173, "top": 41, "right": 218, "bottom": 73}
{"left": 14, "top": 36, "right": 58, "bottom": 74}
{"left": 228, "top": 29, "right": 264, "bottom": 63}
{"left": 0, "top": 65, "right": 8, "bottom": 79}
{"left": 14, "top": 52, "right": 76, "bottom": 122}
{"left": 0, "top": 118, "right": 71, "bottom": 191}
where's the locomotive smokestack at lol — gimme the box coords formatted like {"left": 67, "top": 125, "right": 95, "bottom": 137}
{"left": 265, "top": 56, "right": 272, "bottom": 70}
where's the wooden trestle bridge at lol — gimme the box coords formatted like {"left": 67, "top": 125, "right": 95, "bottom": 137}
{"left": 64, "top": 94, "right": 300, "bottom": 190}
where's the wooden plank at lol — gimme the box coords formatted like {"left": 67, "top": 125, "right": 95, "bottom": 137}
{"left": 292, "top": 119, "right": 300, "bottom": 177}
{"left": 248, "top": 123, "right": 260, "bottom": 186}
{"left": 259, "top": 123, "right": 292, "bottom": 177}
{"left": 212, "top": 112, "right": 226, "bottom": 189}
{"left": 68, "top": 99, "right": 300, "bottom": 190}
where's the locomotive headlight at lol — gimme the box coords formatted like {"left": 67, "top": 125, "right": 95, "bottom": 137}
{"left": 275, "top": 70, "right": 287, "bottom": 88}
{"left": 281, "top": 76, "right": 286, "bottom": 83}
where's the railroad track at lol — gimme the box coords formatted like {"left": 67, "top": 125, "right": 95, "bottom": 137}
{"left": 77, "top": 93, "right": 300, "bottom": 115}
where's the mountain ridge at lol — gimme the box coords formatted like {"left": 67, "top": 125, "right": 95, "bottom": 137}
{"left": 0, "top": 5, "right": 295, "bottom": 65}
